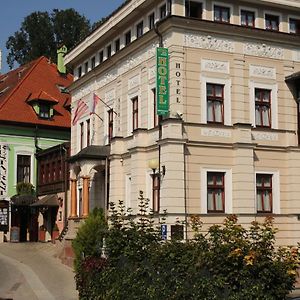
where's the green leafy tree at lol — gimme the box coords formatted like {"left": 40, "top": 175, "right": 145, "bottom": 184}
{"left": 74, "top": 197, "right": 300, "bottom": 300}
{"left": 6, "top": 9, "right": 91, "bottom": 69}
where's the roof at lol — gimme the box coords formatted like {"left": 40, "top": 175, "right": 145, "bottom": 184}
{"left": 0, "top": 56, "right": 73, "bottom": 129}
{"left": 286, "top": 71, "right": 300, "bottom": 83}
{"left": 31, "top": 194, "right": 59, "bottom": 207}
{"left": 69, "top": 145, "right": 110, "bottom": 163}
{"left": 11, "top": 194, "right": 38, "bottom": 206}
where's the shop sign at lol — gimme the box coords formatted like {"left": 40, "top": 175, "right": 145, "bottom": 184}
{"left": 0, "top": 145, "right": 8, "bottom": 198}
{"left": 156, "top": 47, "right": 169, "bottom": 115}
{"left": 0, "top": 200, "right": 9, "bottom": 232}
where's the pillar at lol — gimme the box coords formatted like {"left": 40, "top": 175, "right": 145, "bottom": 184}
{"left": 70, "top": 179, "right": 78, "bottom": 218}
{"left": 82, "top": 176, "right": 90, "bottom": 218}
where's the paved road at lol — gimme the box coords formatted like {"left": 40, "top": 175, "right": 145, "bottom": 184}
{"left": 0, "top": 242, "right": 78, "bottom": 300}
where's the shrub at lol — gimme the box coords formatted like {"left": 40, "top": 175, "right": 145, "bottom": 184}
{"left": 74, "top": 198, "right": 300, "bottom": 300}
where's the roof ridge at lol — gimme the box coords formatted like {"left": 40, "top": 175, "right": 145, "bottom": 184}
{"left": 0, "top": 56, "right": 46, "bottom": 111}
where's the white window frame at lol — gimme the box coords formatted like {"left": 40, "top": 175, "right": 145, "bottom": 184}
{"left": 184, "top": 0, "right": 207, "bottom": 19}
{"left": 77, "top": 114, "right": 90, "bottom": 152}
{"left": 200, "top": 75, "right": 231, "bottom": 125}
{"left": 134, "top": 18, "right": 145, "bottom": 40}
{"left": 264, "top": 10, "right": 282, "bottom": 31}
{"left": 127, "top": 90, "right": 141, "bottom": 136}
{"left": 255, "top": 171, "right": 280, "bottom": 214}
{"left": 103, "top": 100, "right": 115, "bottom": 145}
{"left": 212, "top": 1, "right": 233, "bottom": 23}
{"left": 249, "top": 81, "right": 278, "bottom": 129}
{"left": 114, "top": 36, "right": 121, "bottom": 53}
{"left": 124, "top": 27, "right": 133, "bottom": 46}
{"left": 200, "top": 168, "right": 232, "bottom": 214}
{"left": 239, "top": 6, "right": 258, "bottom": 27}
{"left": 148, "top": 84, "right": 157, "bottom": 129}
{"left": 158, "top": 1, "right": 168, "bottom": 19}
{"left": 14, "top": 147, "right": 34, "bottom": 187}
{"left": 147, "top": 10, "right": 156, "bottom": 31}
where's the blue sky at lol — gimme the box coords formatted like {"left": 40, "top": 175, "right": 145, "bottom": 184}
{"left": 0, "top": 0, "right": 124, "bottom": 73}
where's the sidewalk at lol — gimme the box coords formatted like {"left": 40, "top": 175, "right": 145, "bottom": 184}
{"left": 0, "top": 242, "right": 78, "bottom": 300}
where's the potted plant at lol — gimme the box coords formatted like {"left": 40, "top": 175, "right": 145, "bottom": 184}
{"left": 38, "top": 225, "right": 46, "bottom": 242}
{"left": 52, "top": 223, "right": 59, "bottom": 243}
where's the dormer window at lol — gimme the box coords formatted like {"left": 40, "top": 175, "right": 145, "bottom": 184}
{"left": 39, "top": 103, "right": 51, "bottom": 119}
{"left": 27, "top": 91, "right": 57, "bottom": 120}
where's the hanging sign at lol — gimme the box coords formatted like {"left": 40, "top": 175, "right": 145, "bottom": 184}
{"left": 0, "top": 145, "right": 8, "bottom": 198}
{"left": 156, "top": 47, "right": 169, "bottom": 115}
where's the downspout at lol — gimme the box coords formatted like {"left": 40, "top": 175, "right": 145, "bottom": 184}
{"left": 61, "top": 144, "right": 68, "bottom": 227}
{"left": 154, "top": 20, "right": 163, "bottom": 215}
{"left": 34, "top": 125, "right": 41, "bottom": 194}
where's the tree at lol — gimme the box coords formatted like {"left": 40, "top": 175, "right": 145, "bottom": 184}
{"left": 6, "top": 9, "right": 91, "bottom": 69}
{"left": 74, "top": 197, "right": 300, "bottom": 300}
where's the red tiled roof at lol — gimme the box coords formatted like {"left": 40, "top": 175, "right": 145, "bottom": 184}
{"left": 27, "top": 90, "right": 59, "bottom": 104}
{"left": 0, "top": 56, "right": 73, "bottom": 128}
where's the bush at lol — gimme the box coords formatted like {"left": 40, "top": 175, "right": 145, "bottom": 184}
{"left": 72, "top": 207, "right": 107, "bottom": 271}
{"left": 74, "top": 197, "right": 300, "bottom": 300}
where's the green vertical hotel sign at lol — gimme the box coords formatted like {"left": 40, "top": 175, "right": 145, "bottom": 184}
{"left": 156, "top": 47, "right": 169, "bottom": 115}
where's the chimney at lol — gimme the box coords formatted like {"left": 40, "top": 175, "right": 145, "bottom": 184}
{"left": 57, "top": 45, "right": 67, "bottom": 74}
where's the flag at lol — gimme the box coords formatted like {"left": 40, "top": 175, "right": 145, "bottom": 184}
{"left": 90, "top": 93, "right": 101, "bottom": 115}
{"left": 72, "top": 99, "right": 89, "bottom": 125}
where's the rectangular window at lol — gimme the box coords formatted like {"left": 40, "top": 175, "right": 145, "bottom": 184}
{"left": 99, "top": 51, "right": 104, "bottom": 63}
{"left": 136, "top": 21, "right": 143, "bottom": 38}
{"left": 45, "top": 163, "right": 50, "bottom": 183}
{"left": 290, "top": 18, "right": 300, "bottom": 34}
{"left": 108, "top": 109, "right": 114, "bottom": 142}
{"left": 255, "top": 88, "right": 271, "bottom": 127}
{"left": 207, "top": 172, "right": 225, "bottom": 213}
{"left": 214, "top": 5, "right": 230, "bottom": 23}
{"left": 160, "top": 4, "right": 167, "bottom": 19}
{"left": 265, "top": 14, "right": 279, "bottom": 31}
{"left": 171, "top": 225, "right": 184, "bottom": 240}
{"left": 152, "top": 173, "right": 160, "bottom": 213}
{"left": 84, "top": 62, "right": 88, "bottom": 73}
{"left": 107, "top": 45, "right": 111, "bottom": 58}
{"left": 40, "top": 164, "right": 45, "bottom": 184}
{"left": 207, "top": 83, "right": 224, "bottom": 124}
{"left": 86, "top": 119, "right": 90, "bottom": 147}
{"left": 125, "top": 31, "right": 131, "bottom": 45}
{"left": 132, "top": 96, "right": 138, "bottom": 131}
{"left": 185, "top": 1, "right": 202, "bottom": 19}
{"left": 91, "top": 56, "right": 95, "bottom": 69}
{"left": 241, "top": 10, "right": 255, "bottom": 27}
{"left": 52, "top": 161, "right": 56, "bottom": 182}
{"left": 39, "top": 104, "right": 51, "bottom": 119}
{"left": 17, "top": 155, "right": 31, "bottom": 183}
{"left": 78, "top": 66, "right": 82, "bottom": 78}
{"left": 149, "top": 13, "right": 155, "bottom": 30}
{"left": 256, "top": 174, "right": 272, "bottom": 213}
{"left": 80, "top": 122, "right": 84, "bottom": 150}
{"left": 57, "top": 159, "right": 62, "bottom": 181}
{"left": 115, "top": 39, "right": 120, "bottom": 52}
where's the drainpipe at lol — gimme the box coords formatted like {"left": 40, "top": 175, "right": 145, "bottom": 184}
{"left": 61, "top": 144, "right": 68, "bottom": 227}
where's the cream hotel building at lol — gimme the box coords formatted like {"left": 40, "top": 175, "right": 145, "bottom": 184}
{"left": 65, "top": 0, "right": 300, "bottom": 244}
